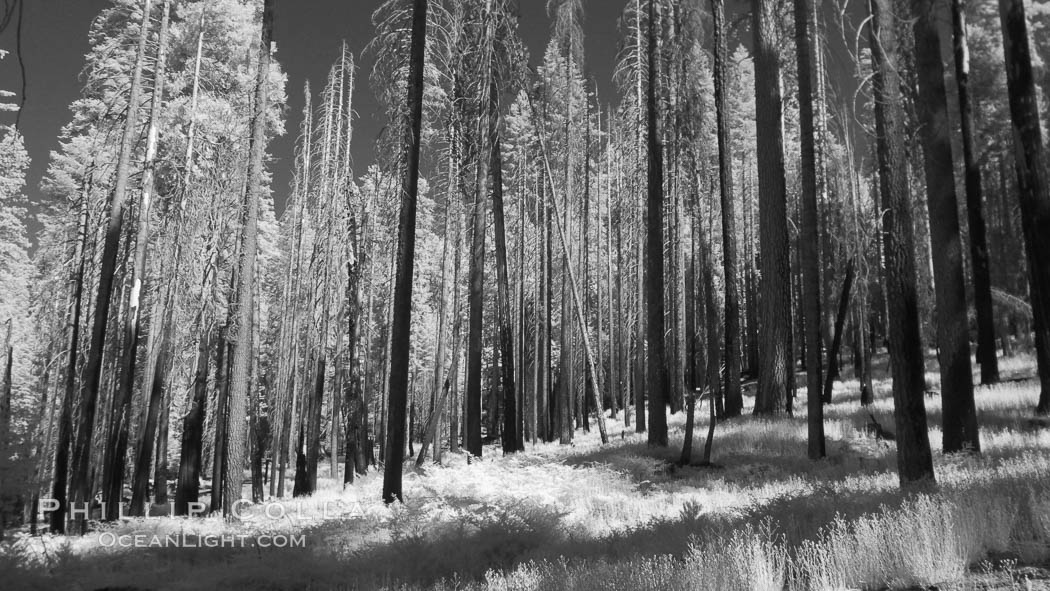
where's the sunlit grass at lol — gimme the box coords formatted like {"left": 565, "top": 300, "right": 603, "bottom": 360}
{"left": 3, "top": 353, "right": 1049, "bottom": 590}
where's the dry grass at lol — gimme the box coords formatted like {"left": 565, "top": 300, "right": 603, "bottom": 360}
{"left": 3, "top": 353, "right": 1049, "bottom": 590}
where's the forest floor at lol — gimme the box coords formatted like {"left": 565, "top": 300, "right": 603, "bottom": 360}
{"left": 4, "top": 353, "right": 1050, "bottom": 590}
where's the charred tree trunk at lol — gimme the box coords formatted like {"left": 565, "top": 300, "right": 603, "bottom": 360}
{"left": 382, "top": 0, "right": 428, "bottom": 504}
{"left": 69, "top": 0, "right": 153, "bottom": 534}
{"left": 488, "top": 79, "right": 518, "bottom": 456}
{"left": 174, "top": 331, "right": 210, "bottom": 516}
{"left": 102, "top": 0, "right": 172, "bottom": 522}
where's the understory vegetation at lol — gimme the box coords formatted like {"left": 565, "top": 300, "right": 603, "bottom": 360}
{"left": 4, "top": 354, "right": 1049, "bottom": 590}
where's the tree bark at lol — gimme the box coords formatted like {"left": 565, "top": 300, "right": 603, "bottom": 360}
{"left": 870, "top": 0, "right": 935, "bottom": 485}
{"left": 951, "top": 0, "right": 999, "bottom": 385}
{"left": 998, "top": 0, "right": 1050, "bottom": 415}
{"left": 487, "top": 82, "right": 519, "bottom": 455}
{"left": 795, "top": 0, "right": 825, "bottom": 458}
{"left": 210, "top": 327, "right": 230, "bottom": 512}
{"left": 174, "top": 330, "right": 210, "bottom": 516}
{"left": 752, "top": 0, "right": 793, "bottom": 417}
{"left": 823, "top": 259, "right": 855, "bottom": 405}
{"left": 382, "top": 0, "right": 427, "bottom": 504}
{"left": 224, "top": 0, "right": 275, "bottom": 515}
{"left": 711, "top": 0, "right": 742, "bottom": 419}
{"left": 645, "top": 0, "right": 669, "bottom": 446}
{"left": 910, "top": 0, "right": 980, "bottom": 453}
{"left": 69, "top": 0, "right": 152, "bottom": 534}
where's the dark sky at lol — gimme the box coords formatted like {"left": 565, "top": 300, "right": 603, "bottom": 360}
{"left": 0, "top": 0, "right": 625, "bottom": 239}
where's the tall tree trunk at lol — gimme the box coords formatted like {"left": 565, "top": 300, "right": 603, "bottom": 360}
{"left": 711, "top": 0, "right": 742, "bottom": 419}
{"left": 488, "top": 80, "right": 518, "bottom": 456}
{"left": 795, "top": 0, "right": 825, "bottom": 458}
{"left": 125, "top": 1, "right": 174, "bottom": 518}
{"left": 223, "top": 0, "right": 275, "bottom": 515}
{"left": 465, "top": 102, "right": 488, "bottom": 457}
{"left": 527, "top": 94, "right": 610, "bottom": 445}
{"left": 632, "top": 0, "right": 646, "bottom": 436}
{"left": 911, "top": 0, "right": 980, "bottom": 453}
{"left": 305, "top": 358, "right": 325, "bottom": 493}
{"left": 382, "top": 0, "right": 427, "bottom": 503}
{"left": 127, "top": 304, "right": 172, "bottom": 516}
{"left": 998, "top": 0, "right": 1050, "bottom": 415}
{"left": 952, "top": 0, "right": 998, "bottom": 385}
{"left": 104, "top": 0, "right": 172, "bottom": 522}
{"left": 416, "top": 246, "right": 463, "bottom": 467}
{"left": 870, "top": 0, "right": 935, "bottom": 484}
{"left": 50, "top": 196, "right": 90, "bottom": 534}
{"left": 752, "top": 0, "right": 793, "bottom": 416}
{"left": 645, "top": 0, "right": 669, "bottom": 446}
{"left": 69, "top": 0, "right": 152, "bottom": 534}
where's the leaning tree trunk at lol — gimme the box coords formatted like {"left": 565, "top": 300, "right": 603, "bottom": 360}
{"left": 69, "top": 0, "right": 152, "bottom": 535}
{"left": 822, "top": 259, "right": 855, "bottom": 405}
{"left": 50, "top": 196, "right": 90, "bottom": 534}
{"left": 870, "top": 0, "right": 935, "bottom": 485}
{"left": 952, "top": 0, "right": 999, "bottom": 385}
{"left": 125, "top": 0, "right": 174, "bottom": 518}
{"left": 795, "top": 0, "right": 825, "bottom": 459}
{"left": 224, "top": 0, "right": 275, "bottom": 515}
{"left": 382, "top": 0, "right": 428, "bottom": 504}
{"left": 752, "top": 0, "right": 793, "bottom": 417}
{"left": 527, "top": 93, "right": 610, "bottom": 445}
{"left": 998, "top": 0, "right": 1050, "bottom": 415}
{"left": 911, "top": 0, "right": 980, "bottom": 454}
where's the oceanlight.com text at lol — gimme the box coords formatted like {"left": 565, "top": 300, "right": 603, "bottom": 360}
{"left": 96, "top": 533, "right": 307, "bottom": 548}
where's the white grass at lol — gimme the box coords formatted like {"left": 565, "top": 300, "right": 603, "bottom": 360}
{"left": 3, "top": 353, "right": 1049, "bottom": 590}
